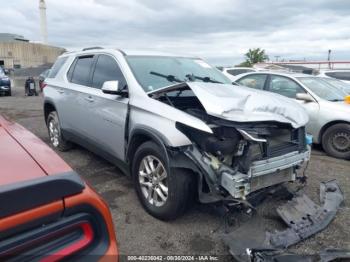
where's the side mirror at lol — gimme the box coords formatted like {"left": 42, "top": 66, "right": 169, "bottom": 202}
{"left": 101, "top": 81, "right": 128, "bottom": 97}
{"left": 296, "top": 93, "right": 314, "bottom": 102}
{"left": 101, "top": 81, "right": 119, "bottom": 94}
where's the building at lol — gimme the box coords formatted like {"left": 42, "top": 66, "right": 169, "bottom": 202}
{"left": 0, "top": 33, "right": 65, "bottom": 69}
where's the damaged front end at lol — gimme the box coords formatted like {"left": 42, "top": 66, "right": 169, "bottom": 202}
{"left": 151, "top": 82, "right": 311, "bottom": 203}
{"left": 180, "top": 121, "right": 311, "bottom": 202}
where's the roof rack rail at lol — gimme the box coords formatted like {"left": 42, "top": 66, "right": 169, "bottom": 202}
{"left": 82, "top": 46, "right": 104, "bottom": 51}
{"left": 116, "top": 48, "right": 126, "bottom": 56}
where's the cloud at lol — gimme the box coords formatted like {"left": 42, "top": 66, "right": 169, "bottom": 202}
{"left": 1, "top": 0, "right": 350, "bottom": 65}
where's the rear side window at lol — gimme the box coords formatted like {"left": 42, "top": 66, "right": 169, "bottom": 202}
{"left": 48, "top": 57, "right": 68, "bottom": 78}
{"left": 92, "top": 55, "right": 127, "bottom": 89}
{"left": 325, "top": 71, "right": 350, "bottom": 81}
{"left": 236, "top": 74, "right": 267, "bottom": 90}
{"left": 70, "top": 56, "right": 94, "bottom": 86}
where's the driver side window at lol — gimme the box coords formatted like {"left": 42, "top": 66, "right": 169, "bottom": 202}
{"left": 267, "top": 75, "right": 305, "bottom": 98}
{"left": 92, "top": 55, "right": 127, "bottom": 89}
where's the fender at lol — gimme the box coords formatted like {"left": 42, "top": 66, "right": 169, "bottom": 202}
{"left": 126, "top": 126, "right": 171, "bottom": 167}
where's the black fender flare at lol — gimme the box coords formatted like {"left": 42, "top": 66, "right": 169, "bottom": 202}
{"left": 126, "top": 126, "right": 172, "bottom": 168}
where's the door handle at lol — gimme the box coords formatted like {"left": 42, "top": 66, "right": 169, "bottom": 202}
{"left": 84, "top": 96, "right": 94, "bottom": 102}
{"left": 57, "top": 89, "right": 65, "bottom": 94}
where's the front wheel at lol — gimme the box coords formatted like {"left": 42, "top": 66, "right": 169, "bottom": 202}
{"left": 322, "top": 123, "right": 350, "bottom": 159}
{"left": 47, "top": 111, "right": 72, "bottom": 151}
{"left": 132, "top": 141, "right": 193, "bottom": 220}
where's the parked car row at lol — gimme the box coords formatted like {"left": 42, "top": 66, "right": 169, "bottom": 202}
{"left": 0, "top": 66, "right": 11, "bottom": 96}
{"left": 2, "top": 48, "right": 349, "bottom": 259}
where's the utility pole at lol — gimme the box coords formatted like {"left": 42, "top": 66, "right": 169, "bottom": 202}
{"left": 328, "top": 49, "right": 332, "bottom": 69}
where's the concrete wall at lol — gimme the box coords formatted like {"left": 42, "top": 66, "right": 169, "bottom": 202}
{"left": 0, "top": 42, "right": 65, "bottom": 69}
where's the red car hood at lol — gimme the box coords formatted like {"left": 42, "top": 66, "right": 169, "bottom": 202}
{"left": 0, "top": 115, "right": 72, "bottom": 186}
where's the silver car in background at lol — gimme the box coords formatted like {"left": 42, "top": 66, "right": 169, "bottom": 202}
{"left": 235, "top": 72, "right": 350, "bottom": 159}
{"left": 43, "top": 48, "right": 310, "bottom": 220}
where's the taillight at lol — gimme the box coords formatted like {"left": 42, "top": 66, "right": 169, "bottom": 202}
{"left": 0, "top": 215, "right": 97, "bottom": 261}
{"left": 42, "top": 82, "right": 48, "bottom": 89}
{"left": 40, "top": 222, "right": 94, "bottom": 262}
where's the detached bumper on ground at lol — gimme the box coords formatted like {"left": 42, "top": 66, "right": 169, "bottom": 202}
{"left": 222, "top": 180, "right": 345, "bottom": 261}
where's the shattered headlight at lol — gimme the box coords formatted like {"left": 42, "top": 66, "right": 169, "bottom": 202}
{"left": 176, "top": 122, "right": 241, "bottom": 156}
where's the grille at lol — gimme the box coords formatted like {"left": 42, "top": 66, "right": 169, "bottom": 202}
{"left": 249, "top": 127, "right": 305, "bottom": 160}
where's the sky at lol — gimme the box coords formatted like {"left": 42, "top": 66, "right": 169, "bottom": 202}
{"left": 1, "top": 0, "right": 350, "bottom": 65}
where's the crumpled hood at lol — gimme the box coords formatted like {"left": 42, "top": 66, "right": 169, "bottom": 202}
{"left": 186, "top": 82, "right": 309, "bottom": 128}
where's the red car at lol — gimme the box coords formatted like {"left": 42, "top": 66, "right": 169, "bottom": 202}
{"left": 0, "top": 115, "right": 118, "bottom": 261}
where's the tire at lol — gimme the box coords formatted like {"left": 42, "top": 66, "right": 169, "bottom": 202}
{"left": 7, "top": 91, "right": 11, "bottom": 96}
{"left": 132, "top": 141, "right": 193, "bottom": 220}
{"left": 47, "top": 111, "right": 72, "bottom": 151}
{"left": 322, "top": 123, "right": 350, "bottom": 159}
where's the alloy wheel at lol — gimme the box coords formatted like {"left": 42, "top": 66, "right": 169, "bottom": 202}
{"left": 49, "top": 119, "right": 60, "bottom": 147}
{"left": 138, "top": 155, "right": 168, "bottom": 207}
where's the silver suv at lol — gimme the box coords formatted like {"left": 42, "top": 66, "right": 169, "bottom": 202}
{"left": 43, "top": 47, "right": 311, "bottom": 220}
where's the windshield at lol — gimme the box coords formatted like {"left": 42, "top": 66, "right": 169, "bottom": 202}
{"left": 297, "top": 77, "right": 347, "bottom": 101}
{"left": 320, "top": 77, "right": 350, "bottom": 94}
{"left": 126, "top": 56, "right": 232, "bottom": 92}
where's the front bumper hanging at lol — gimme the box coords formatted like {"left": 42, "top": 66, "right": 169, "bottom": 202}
{"left": 222, "top": 180, "right": 345, "bottom": 261}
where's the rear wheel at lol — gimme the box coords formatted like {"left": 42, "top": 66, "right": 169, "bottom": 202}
{"left": 47, "top": 111, "right": 72, "bottom": 151}
{"left": 322, "top": 123, "right": 350, "bottom": 159}
{"left": 132, "top": 141, "right": 193, "bottom": 220}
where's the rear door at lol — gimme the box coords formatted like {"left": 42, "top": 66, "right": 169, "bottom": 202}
{"left": 81, "top": 54, "right": 129, "bottom": 161}
{"left": 64, "top": 55, "right": 95, "bottom": 139}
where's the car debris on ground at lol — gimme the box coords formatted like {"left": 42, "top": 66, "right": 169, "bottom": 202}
{"left": 222, "top": 180, "right": 346, "bottom": 261}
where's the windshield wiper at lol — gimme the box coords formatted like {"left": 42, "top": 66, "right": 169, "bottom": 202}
{"left": 186, "top": 74, "right": 223, "bottom": 84}
{"left": 150, "top": 71, "right": 184, "bottom": 83}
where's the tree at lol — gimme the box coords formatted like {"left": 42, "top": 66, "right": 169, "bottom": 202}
{"left": 239, "top": 48, "right": 269, "bottom": 67}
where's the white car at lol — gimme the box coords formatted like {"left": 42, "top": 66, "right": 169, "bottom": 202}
{"left": 234, "top": 72, "right": 350, "bottom": 159}
{"left": 220, "top": 67, "right": 257, "bottom": 81}
{"left": 317, "top": 70, "right": 350, "bottom": 84}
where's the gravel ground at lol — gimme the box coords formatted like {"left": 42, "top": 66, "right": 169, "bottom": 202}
{"left": 1, "top": 85, "right": 349, "bottom": 260}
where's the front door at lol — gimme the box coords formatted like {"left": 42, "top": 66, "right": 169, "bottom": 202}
{"left": 265, "top": 74, "right": 320, "bottom": 137}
